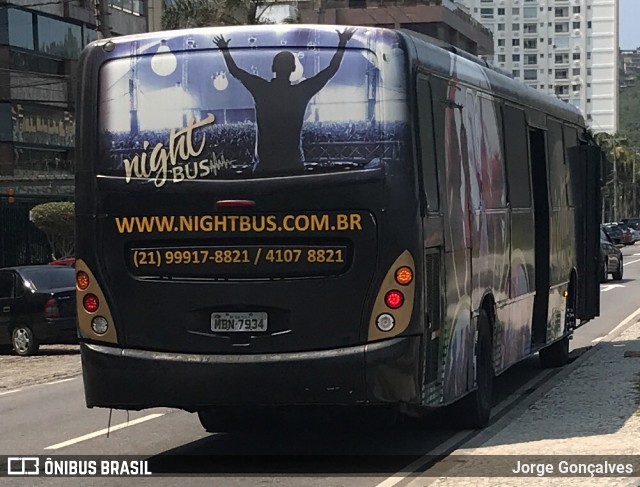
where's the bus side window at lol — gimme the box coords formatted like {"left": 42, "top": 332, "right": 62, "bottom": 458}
{"left": 416, "top": 75, "right": 439, "bottom": 212}
{"left": 547, "top": 120, "right": 567, "bottom": 209}
{"left": 503, "top": 105, "right": 532, "bottom": 209}
{"left": 480, "top": 96, "right": 507, "bottom": 209}
{"left": 563, "top": 125, "right": 579, "bottom": 208}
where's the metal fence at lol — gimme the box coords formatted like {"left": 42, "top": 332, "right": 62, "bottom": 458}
{"left": 0, "top": 201, "right": 52, "bottom": 267}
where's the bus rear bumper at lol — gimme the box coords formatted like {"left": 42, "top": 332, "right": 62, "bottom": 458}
{"left": 80, "top": 336, "right": 422, "bottom": 410}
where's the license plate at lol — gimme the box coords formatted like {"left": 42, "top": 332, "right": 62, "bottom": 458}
{"left": 211, "top": 312, "right": 268, "bottom": 332}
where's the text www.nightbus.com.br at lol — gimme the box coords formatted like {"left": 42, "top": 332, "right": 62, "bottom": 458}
{"left": 114, "top": 213, "right": 364, "bottom": 234}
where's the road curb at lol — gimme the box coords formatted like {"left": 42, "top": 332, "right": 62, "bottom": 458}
{"left": 408, "top": 310, "right": 640, "bottom": 485}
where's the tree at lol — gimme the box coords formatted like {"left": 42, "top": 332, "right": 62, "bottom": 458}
{"left": 593, "top": 132, "right": 640, "bottom": 220}
{"left": 30, "top": 202, "right": 75, "bottom": 260}
{"left": 161, "top": 0, "right": 301, "bottom": 30}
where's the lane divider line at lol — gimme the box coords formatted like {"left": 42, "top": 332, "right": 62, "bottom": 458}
{"left": 45, "top": 378, "right": 77, "bottom": 386}
{"left": 0, "top": 388, "right": 22, "bottom": 396}
{"left": 623, "top": 258, "right": 640, "bottom": 266}
{"left": 44, "top": 413, "right": 165, "bottom": 450}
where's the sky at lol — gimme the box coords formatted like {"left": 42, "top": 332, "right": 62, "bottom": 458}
{"left": 620, "top": 0, "right": 640, "bottom": 49}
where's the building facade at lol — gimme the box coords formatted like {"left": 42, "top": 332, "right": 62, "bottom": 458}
{"left": 459, "top": 0, "right": 618, "bottom": 133}
{"left": 298, "top": 0, "right": 493, "bottom": 56}
{"left": 619, "top": 47, "right": 640, "bottom": 89}
{"left": 0, "top": 0, "right": 147, "bottom": 197}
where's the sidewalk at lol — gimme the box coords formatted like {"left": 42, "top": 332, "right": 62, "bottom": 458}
{"left": 409, "top": 316, "right": 640, "bottom": 486}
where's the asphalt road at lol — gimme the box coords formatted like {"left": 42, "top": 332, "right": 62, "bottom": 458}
{"left": 2, "top": 244, "right": 640, "bottom": 486}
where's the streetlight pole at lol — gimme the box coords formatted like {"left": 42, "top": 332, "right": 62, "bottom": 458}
{"left": 633, "top": 148, "right": 637, "bottom": 217}
{"left": 613, "top": 137, "right": 618, "bottom": 222}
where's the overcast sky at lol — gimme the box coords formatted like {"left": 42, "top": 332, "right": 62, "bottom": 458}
{"left": 620, "top": 0, "right": 639, "bottom": 49}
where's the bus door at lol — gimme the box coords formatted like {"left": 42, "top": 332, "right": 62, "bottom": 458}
{"left": 569, "top": 141, "right": 602, "bottom": 322}
{"left": 529, "top": 126, "right": 550, "bottom": 346}
{"left": 416, "top": 73, "right": 445, "bottom": 396}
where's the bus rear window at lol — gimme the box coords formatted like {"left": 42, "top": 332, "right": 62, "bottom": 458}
{"left": 99, "top": 43, "right": 407, "bottom": 184}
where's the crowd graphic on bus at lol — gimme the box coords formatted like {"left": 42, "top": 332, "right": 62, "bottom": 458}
{"left": 101, "top": 120, "right": 406, "bottom": 177}
{"left": 99, "top": 26, "right": 410, "bottom": 180}
{"left": 441, "top": 54, "right": 527, "bottom": 401}
{"left": 213, "top": 28, "right": 355, "bottom": 176}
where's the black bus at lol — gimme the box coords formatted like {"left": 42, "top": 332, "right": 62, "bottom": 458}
{"left": 75, "top": 25, "right": 601, "bottom": 429}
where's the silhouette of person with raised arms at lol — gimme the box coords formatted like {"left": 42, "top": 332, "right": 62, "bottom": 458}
{"left": 213, "top": 28, "right": 356, "bottom": 176}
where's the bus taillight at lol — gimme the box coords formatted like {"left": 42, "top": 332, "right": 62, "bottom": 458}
{"left": 83, "top": 294, "right": 100, "bottom": 313}
{"left": 384, "top": 290, "right": 404, "bottom": 309}
{"left": 376, "top": 313, "right": 396, "bottom": 332}
{"left": 91, "top": 316, "right": 109, "bottom": 335}
{"left": 395, "top": 266, "right": 413, "bottom": 286}
{"left": 76, "top": 271, "right": 90, "bottom": 290}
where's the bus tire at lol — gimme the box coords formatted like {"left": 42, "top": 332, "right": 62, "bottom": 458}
{"left": 455, "top": 309, "right": 494, "bottom": 429}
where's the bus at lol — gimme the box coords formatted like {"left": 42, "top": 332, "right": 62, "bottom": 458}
{"left": 75, "top": 24, "right": 602, "bottom": 430}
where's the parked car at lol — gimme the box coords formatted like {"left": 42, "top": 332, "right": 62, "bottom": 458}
{"left": 617, "top": 222, "right": 636, "bottom": 245}
{"left": 621, "top": 218, "right": 640, "bottom": 241}
{"left": 0, "top": 265, "right": 77, "bottom": 356}
{"left": 600, "top": 227, "right": 623, "bottom": 282}
{"left": 49, "top": 257, "right": 76, "bottom": 266}
{"left": 621, "top": 217, "right": 640, "bottom": 230}
{"left": 602, "top": 223, "right": 624, "bottom": 245}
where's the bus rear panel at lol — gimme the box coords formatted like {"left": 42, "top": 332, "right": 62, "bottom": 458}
{"left": 75, "top": 26, "right": 423, "bottom": 411}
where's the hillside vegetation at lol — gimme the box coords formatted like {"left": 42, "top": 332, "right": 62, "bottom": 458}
{"left": 620, "top": 81, "right": 640, "bottom": 148}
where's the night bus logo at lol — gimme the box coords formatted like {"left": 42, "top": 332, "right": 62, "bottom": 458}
{"left": 122, "top": 114, "right": 235, "bottom": 187}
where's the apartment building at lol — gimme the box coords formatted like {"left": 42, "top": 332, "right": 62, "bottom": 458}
{"left": 620, "top": 47, "right": 640, "bottom": 89}
{"left": 459, "top": 0, "right": 618, "bottom": 133}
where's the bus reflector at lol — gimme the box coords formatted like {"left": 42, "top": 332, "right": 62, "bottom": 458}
{"left": 384, "top": 290, "right": 404, "bottom": 309}
{"left": 83, "top": 294, "right": 99, "bottom": 313}
{"left": 395, "top": 267, "right": 413, "bottom": 285}
{"left": 376, "top": 313, "right": 395, "bottom": 332}
{"left": 91, "top": 316, "right": 109, "bottom": 335}
{"left": 76, "top": 271, "right": 90, "bottom": 290}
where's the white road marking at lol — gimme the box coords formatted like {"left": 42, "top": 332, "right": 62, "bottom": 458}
{"left": 44, "top": 413, "right": 165, "bottom": 450}
{"left": 377, "top": 304, "right": 640, "bottom": 487}
{"left": 601, "top": 284, "right": 624, "bottom": 292}
{"left": 624, "top": 258, "right": 640, "bottom": 266}
{"left": 374, "top": 431, "right": 471, "bottom": 487}
{"left": 45, "top": 378, "right": 77, "bottom": 386}
{"left": 605, "top": 305, "right": 640, "bottom": 339}
{"left": 0, "top": 388, "right": 22, "bottom": 396}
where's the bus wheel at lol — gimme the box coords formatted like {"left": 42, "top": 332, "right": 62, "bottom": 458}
{"left": 455, "top": 309, "right": 494, "bottom": 429}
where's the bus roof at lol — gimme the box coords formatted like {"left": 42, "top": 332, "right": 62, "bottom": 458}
{"left": 398, "top": 29, "right": 585, "bottom": 127}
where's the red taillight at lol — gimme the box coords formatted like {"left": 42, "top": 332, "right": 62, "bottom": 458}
{"left": 384, "top": 290, "right": 404, "bottom": 309}
{"left": 76, "top": 271, "right": 90, "bottom": 290}
{"left": 44, "top": 297, "right": 59, "bottom": 318}
{"left": 83, "top": 294, "right": 99, "bottom": 313}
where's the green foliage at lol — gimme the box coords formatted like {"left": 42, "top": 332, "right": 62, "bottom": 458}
{"left": 161, "top": 0, "right": 300, "bottom": 30}
{"left": 30, "top": 202, "right": 75, "bottom": 259}
{"left": 619, "top": 83, "right": 640, "bottom": 149}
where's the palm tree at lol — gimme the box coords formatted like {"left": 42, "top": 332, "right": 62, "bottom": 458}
{"left": 161, "top": 0, "right": 301, "bottom": 30}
